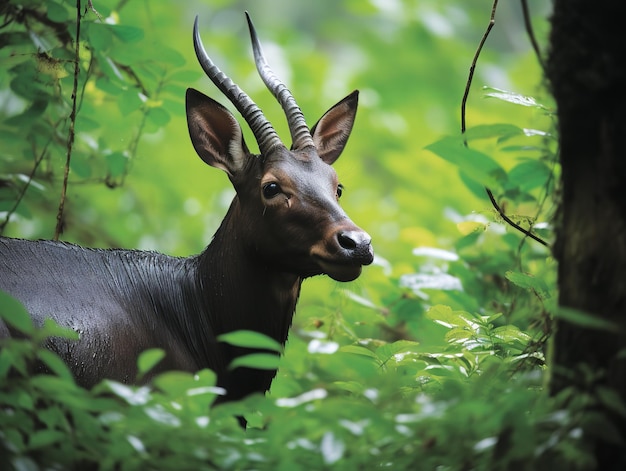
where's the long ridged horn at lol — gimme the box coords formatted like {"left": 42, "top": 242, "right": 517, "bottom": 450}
{"left": 245, "top": 12, "right": 315, "bottom": 151}
{"left": 193, "top": 16, "right": 282, "bottom": 155}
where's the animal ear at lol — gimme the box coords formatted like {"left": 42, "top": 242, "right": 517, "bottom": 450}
{"left": 186, "top": 88, "right": 249, "bottom": 176}
{"left": 310, "top": 90, "right": 359, "bottom": 165}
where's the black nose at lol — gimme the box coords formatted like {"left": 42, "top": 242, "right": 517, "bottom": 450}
{"left": 338, "top": 230, "right": 374, "bottom": 264}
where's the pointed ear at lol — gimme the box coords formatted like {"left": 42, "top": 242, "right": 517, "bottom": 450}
{"left": 186, "top": 88, "right": 249, "bottom": 176}
{"left": 310, "top": 90, "right": 358, "bottom": 165}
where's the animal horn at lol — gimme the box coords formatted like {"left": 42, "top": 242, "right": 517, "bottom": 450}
{"left": 193, "top": 16, "right": 282, "bottom": 155}
{"left": 245, "top": 12, "right": 315, "bottom": 151}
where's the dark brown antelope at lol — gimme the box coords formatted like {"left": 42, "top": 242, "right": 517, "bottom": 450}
{"left": 0, "top": 14, "right": 373, "bottom": 403}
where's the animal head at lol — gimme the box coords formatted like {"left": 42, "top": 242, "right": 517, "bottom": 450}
{"left": 186, "top": 14, "right": 373, "bottom": 281}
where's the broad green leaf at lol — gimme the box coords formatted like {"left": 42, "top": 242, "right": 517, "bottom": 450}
{"left": 426, "top": 305, "right": 475, "bottom": 329}
{"left": 146, "top": 107, "right": 171, "bottom": 127}
{"left": 28, "top": 429, "right": 66, "bottom": 449}
{"left": 106, "top": 151, "right": 128, "bottom": 177}
{"left": 137, "top": 348, "right": 166, "bottom": 375}
{"left": 108, "top": 25, "right": 144, "bottom": 43}
{"left": 218, "top": 330, "right": 282, "bottom": 352}
{"left": 153, "top": 371, "right": 199, "bottom": 397}
{"left": 69, "top": 153, "right": 93, "bottom": 178}
{"left": 39, "top": 318, "right": 79, "bottom": 341}
{"left": 104, "top": 381, "right": 151, "bottom": 405}
{"left": 36, "top": 349, "right": 74, "bottom": 381}
{"left": 463, "top": 123, "right": 524, "bottom": 141}
{"left": 0, "top": 291, "right": 34, "bottom": 335}
{"left": 46, "top": 1, "right": 70, "bottom": 22}
{"left": 505, "top": 271, "right": 551, "bottom": 299}
{"left": 339, "top": 345, "right": 380, "bottom": 361}
{"left": 506, "top": 160, "right": 552, "bottom": 192}
{"left": 86, "top": 23, "right": 114, "bottom": 52}
{"left": 426, "top": 136, "right": 506, "bottom": 188}
{"left": 491, "top": 325, "right": 531, "bottom": 344}
{"left": 118, "top": 89, "right": 143, "bottom": 116}
{"left": 228, "top": 353, "right": 280, "bottom": 371}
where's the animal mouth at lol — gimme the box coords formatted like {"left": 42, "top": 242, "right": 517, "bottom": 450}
{"left": 315, "top": 257, "right": 371, "bottom": 282}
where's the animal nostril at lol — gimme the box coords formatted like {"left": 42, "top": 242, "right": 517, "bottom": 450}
{"left": 338, "top": 231, "right": 358, "bottom": 250}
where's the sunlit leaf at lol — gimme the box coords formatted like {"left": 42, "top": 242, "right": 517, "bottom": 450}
{"left": 483, "top": 86, "right": 548, "bottom": 109}
{"left": 137, "top": 349, "right": 166, "bottom": 376}
{"left": 218, "top": 330, "right": 282, "bottom": 352}
{"left": 228, "top": 353, "right": 280, "bottom": 371}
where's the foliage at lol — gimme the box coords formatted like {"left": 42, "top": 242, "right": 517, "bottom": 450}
{"left": 0, "top": 0, "right": 602, "bottom": 470}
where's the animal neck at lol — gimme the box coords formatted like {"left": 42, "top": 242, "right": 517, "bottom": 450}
{"left": 197, "top": 197, "right": 302, "bottom": 345}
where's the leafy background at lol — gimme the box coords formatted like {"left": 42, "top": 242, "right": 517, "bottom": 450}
{"left": 0, "top": 1, "right": 579, "bottom": 470}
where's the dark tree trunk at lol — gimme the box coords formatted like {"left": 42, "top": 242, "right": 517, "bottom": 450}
{"left": 547, "top": 0, "right": 626, "bottom": 468}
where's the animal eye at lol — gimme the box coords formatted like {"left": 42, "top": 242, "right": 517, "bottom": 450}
{"left": 337, "top": 184, "right": 344, "bottom": 199}
{"left": 263, "top": 182, "right": 281, "bottom": 199}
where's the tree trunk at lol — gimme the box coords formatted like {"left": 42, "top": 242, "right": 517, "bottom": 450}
{"left": 547, "top": 1, "right": 626, "bottom": 468}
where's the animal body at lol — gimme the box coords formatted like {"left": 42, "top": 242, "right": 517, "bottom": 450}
{"left": 0, "top": 14, "right": 373, "bottom": 403}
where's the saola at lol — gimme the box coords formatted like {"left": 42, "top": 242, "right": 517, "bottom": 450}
{"left": 0, "top": 14, "right": 373, "bottom": 403}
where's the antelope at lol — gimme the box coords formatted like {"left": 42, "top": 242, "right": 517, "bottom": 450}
{"left": 0, "top": 13, "right": 373, "bottom": 404}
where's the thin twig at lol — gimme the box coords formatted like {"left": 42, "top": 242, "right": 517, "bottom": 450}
{"left": 54, "top": 0, "right": 81, "bottom": 240}
{"left": 0, "top": 131, "right": 55, "bottom": 233}
{"left": 461, "top": 0, "right": 549, "bottom": 247}
{"left": 461, "top": 0, "right": 498, "bottom": 133}
{"left": 520, "top": 0, "right": 545, "bottom": 70}
{"left": 487, "top": 188, "right": 548, "bottom": 247}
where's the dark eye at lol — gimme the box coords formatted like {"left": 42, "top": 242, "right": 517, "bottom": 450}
{"left": 337, "top": 184, "right": 344, "bottom": 199}
{"left": 263, "top": 182, "right": 281, "bottom": 199}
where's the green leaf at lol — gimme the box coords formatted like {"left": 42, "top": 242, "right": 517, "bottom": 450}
{"left": 0, "top": 291, "right": 34, "bottom": 335}
{"left": 218, "top": 330, "right": 283, "bottom": 352}
{"left": 118, "top": 89, "right": 143, "bottom": 116}
{"left": 228, "top": 353, "right": 280, "bottom": 371}
{"left": 39, "top": 318, "right": 79, "bottom": 341}
{"left": 340, "top": 345, "right": 380, "bottom": 361}
{"left": 36, "top": 349, "right": 74, "bottom": 381}
{"left": 86, "top": 23, "right": 114, "bottom": 52}
{"left": 506, "top": 160, "right": 552, "bottom": 192}
{"left": 108, "top": 25, "right": 144, "bottom": 43}
{"left": 146, "top": 107, "right": 171, "bottom": 128}
{"left": 554, "top": 307, "right": 620, "bottom": 333}
{"left": 483, "top": 87, "right": 548, "bottom": 109}
{"left": 425, "top": 136, "right": 506, "bottom": 188}
{"left": 46, "top": 1, "right": 70, "bottom": 22}
{"left": 491, "top": 325, "right": 531, "bottom": 344}
{"left": 426, "top": 305, "right": 475, "bottom": 329}
{"left": 137, "top": 348, "right": 166, "bottom": 375}
{"left": 505, "top": 271, "right": 551, "bottom": 299}
{"left": 28, "top": 429, "right": 66, "bottom": 450}
{"left": 153, "top": 371, "right": 198, "bottom": 397}
{"left": 462, "top": 124, "right": 524, "bottom": 141}
{"left": 596, "top": 386, "right": 626, "bottom": 418}
{"left": 106, "top": 151, "right": 128, "bottom": 177}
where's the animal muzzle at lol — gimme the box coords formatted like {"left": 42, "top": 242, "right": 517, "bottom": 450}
{"left": 312, "top": 228, "right": 374, "bottom": 282}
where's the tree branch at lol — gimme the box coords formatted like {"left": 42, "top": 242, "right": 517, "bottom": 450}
{"left": 520, "top": 0, "right": 545, "bottom": 70}
{"left": 54, "top": 0, "right": 82, "bottom": 240}
{"left": 461, "top": 0, "right": 549, "bottom": 247}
